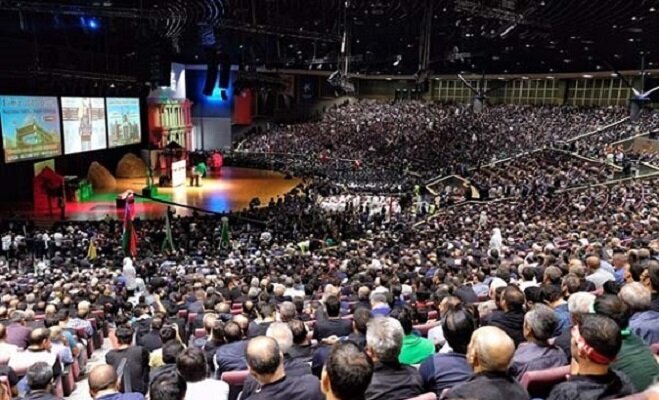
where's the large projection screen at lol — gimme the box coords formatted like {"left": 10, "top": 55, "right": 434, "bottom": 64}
{"left": 0, "top": 96, "right": 62, "bottom": 163}
{"left": 61, "top": 97, "right": 107, "bottom": 154}
{"left": 106, "top": 98, "right": 142, "bottom": 148}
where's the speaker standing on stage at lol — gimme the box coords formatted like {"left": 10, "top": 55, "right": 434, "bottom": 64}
{"left": 190, "top": 161, "right": 207, "bottom": 187}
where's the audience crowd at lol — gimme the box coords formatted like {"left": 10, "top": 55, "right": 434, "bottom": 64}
{"left": 1, "top": 100, "right": 659, "bottom": 400}
{"left": 468, "top": 149, "right": 615, "bottom": 199}
{"left": 240, "top": 101, "right": 631, "bottom": 182}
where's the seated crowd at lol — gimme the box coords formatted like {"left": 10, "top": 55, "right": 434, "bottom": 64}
{"left": 468, "top": 149, "right": 615, "bottom": 199}
{"left": 1, "top": 187, "right": 658, "bottom": 400}
{"left": 0, "top": 101, "right": 658, "bottom": 400}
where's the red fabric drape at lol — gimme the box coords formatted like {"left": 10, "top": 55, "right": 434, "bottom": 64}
{"left": 233, "top": 89, "right": 253, "bottom": 125}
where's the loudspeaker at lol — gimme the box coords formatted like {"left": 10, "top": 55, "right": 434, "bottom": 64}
{"left": 203, "top": 50, "right": 219, "bottom": 96}
{"left": 142, "top": 187, "right": 153, "bottom": 197}
{"left": 218, "top": 53, "right": 231, "bottom": 89}
{"left": 150, "top": 42, "right": 171, "bottom": 88}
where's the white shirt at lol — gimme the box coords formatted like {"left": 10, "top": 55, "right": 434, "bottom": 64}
{"left": 519, "top": 279, "right": 538, "bottom": 292}
{"left": 1, "top": 235, "right": 10, "bottom": 251}
{"left": 586, "top": 269, "right": 615, "bottom": 290}
{"left": 284, "top": 287, "right": 305, "bottom": 299}
{"left": 0, "top": 342, "right": 18, "bottom": 360}
{"left": 185, "top": 379, "right": 229, "bottom": 400}
{"left": 53, "top": 232, "right": 63, "bottom": 247}
{"left": 123, "top": 260, "right": 137, "bottom": 290}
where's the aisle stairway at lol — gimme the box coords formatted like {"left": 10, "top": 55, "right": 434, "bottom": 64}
{"left": 67, "top": 338, "right": 111, "bottom": 400}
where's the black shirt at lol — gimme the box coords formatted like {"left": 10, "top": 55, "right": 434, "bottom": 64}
{"left": 486, "top": 310, "right": 525, "bottom": 347}
{"left": 288, "top": 343, "right": 313, "bottom": 363}
{"left": 547, "top": 370, "right": 634, "bottom": 400}
{"left": 312, "top": 318, "right": 352, "bottom": 341}
{"left": 106, "top": 346, "right": 150, "bottom": 394}
{"left": 0, "top": 365, "right": 18, "bottom": 387}
{"left": 454, "top": 285, "right": 478, "bottom": 304}
{"left": 138, "top": 331, "right": 162, "bottom": 353}
{"left": 445, "top": 371, "right": 529, "bottom": 400}
{"left": 203, "top": 339, "right": 223, "bottom": 373}
{"left": 23, "top": 390, "right": 61, "bottom": 400}
{"left": 242, "top": 355, "right": 313, "bottom": 396}
{"left": 365, "top": 361, "right": 424, "bottom": 400}
{"left": 247, "top": 321, "right": 273, "bottom": 339}
{"left": 240, "top": 374, "right": 323, "bottom": 400}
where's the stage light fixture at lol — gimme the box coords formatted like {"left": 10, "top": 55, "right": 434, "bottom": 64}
{"left": 203, "top": 50, "right": 219, "bottom": 96}
{"left": 218, "top": 54, "right": 231, "bottom": 89}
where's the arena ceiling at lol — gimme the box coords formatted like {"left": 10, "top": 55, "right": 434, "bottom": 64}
{"left": 0, "top": 0, "right": 658, "bottom": 88}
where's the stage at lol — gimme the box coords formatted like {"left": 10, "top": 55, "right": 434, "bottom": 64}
{"left": 9, "top": 167, "right": 302, "bottom": 222}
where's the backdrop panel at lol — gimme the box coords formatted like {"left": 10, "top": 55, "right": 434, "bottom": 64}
{"left": 61, "top": 97, "right": 107, "bottom": 154}
{"left": 0, "top": 95, "right": 62, "bottom": 163}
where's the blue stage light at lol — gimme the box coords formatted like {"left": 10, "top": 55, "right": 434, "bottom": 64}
{"left": 88, "top": 18, "right": 99, "bottom": 29}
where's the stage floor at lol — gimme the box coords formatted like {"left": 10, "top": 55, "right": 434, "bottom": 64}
{"left": 50, "top": 167, "right": 301, "bottom": 221}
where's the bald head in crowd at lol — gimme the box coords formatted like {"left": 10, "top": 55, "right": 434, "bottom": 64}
{"left": 266, "top": 322, "right": 294, "bottom": 354}
{"left": 279, "top": 302, "right": 297, "bottom": 322}
{"left": 467, "top": 326, "right": 515, "bottom": 373}
{"left": 88, "top": 365, "right": 119, "bottom": 399}
{"left": 245, "top": 336, "right": 284, "bottom": 384}
{"left": 618, "top": 282, "right": 651, "bottom": 312}
{"left": 586, "top": 256, "right": 601, "bottom": 272}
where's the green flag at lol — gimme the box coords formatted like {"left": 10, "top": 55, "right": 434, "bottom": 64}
{"left": 220, "top": 217, "right": 230, "bottom": 248}
{"left": 162, "top": 211, "right": 175, "bottom": 252}
{"left": 87, "top": 238, "right": 97, "bottom": 261}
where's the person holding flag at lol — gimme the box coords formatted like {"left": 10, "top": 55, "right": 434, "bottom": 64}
{"left": 121, "top": 192, "right": 138, "bottom": 257}
{"left": 219, "top": 216, "right": 230, "bottom": 249}
{"left": 162, "top": 207, "right": 175, "bottom": 253}
{"left": 87, "top": 236, "right": 97, "bottom": 261}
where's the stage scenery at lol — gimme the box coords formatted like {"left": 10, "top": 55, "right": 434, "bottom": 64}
{"left": 1, "top": 2, "right": 659, "bottom": 400}
{"left": 62, "top": 97, "right": 108, "bottom": 154}
{"left": 0, "top": 95, "right": 62, "bottom": 163}
{"left": 107, "top": 97, "right": 142, "bottom": 148}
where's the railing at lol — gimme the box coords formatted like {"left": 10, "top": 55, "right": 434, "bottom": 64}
{"left": 423, "top": 116, "right": 631, "bottom": 185}
{"left": 231, "top": 150, "right": 358, "bottom": 164}
{"left": 609, "top": 130, "right": 654, "bottom": 147}
{"left": 426, "top": 174, "right": 471, "bottom": 189}
{"left": 413, "top": 196, "right": 518, "bottom": 228}
{"left": 549, "top": 147, "right": 623, "bottom": 171}
{"left": 564, "top": 117, "right": 630, "bottom": 143}
{"left": 556, "top": 170, "right": 659, "bottom": 193}
{"left": 132, "top": 193, "right": 268, "bottom": 226}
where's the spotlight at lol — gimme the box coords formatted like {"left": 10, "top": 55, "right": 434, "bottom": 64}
{"left": 81, "top": 17, "right": 100, "bottom": 30}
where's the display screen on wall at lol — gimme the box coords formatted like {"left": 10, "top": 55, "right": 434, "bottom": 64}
{"left": 106, "top": 97, "right": 141, "bottom": 148}
{"left": 0, "top": 96, "right": 62, "bottom": 163}
{"left": 61, "top": 97, "right": 107, "bottom": 154}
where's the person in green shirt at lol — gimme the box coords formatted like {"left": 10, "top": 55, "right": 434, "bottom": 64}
{"left": 190, "top": 161, "right": 207, "bottom": 187}
{"left": 594, "top": 294, "right": 659, "bottom": 392}
{"left": 613, "top": 329, "right": 659, "bottom": 392}
{"left": 391, "top": 305, "right": 435, "bottom": 365}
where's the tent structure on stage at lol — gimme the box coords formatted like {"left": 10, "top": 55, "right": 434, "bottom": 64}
{"left": 33, "top": 166, "right": 64, "bottom": 215}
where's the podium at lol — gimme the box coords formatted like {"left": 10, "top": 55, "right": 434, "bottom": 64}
{"left": 171, "top": 160, "right": 186, "bottom": 187}
{"left": 116, "top": 191, "right": 135, "bottom": 209}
